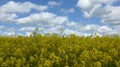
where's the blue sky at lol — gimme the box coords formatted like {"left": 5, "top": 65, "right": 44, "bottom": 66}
{"left": 0, "top": 0, "right": 120, "bottom": 36}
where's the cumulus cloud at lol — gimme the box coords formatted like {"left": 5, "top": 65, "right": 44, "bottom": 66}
{"left": 0, "top": 23, "right": 117, "bottom": 36}
{"left": 40, "top": 23, "right": 114, "bottom": 36}
{"left": 0, "top": 13, "right": 18, "bottom": 22}
{"left": 77, "top": 0, "right": 93, "bottom": 11}
{"left": 0, "top": 27, "right": 16, "bottom": 36}
{"left": 0, "top": 26, "right": 5, "bottom": 30}
{"left": 17, "top": 12, "right": 68, "bottom": 26}
{"left": 64, "top": 29, "right": 81, "bottom": 35}
{"left": 19, "top": 27, "right": 36, "bottom": 32}
{"left": 97, "top": 25, "right": 113, "bottom": 33}
{"left": 0, "top": 1, "right": 67, "bottom": 26}
{"left": 48, "top": 1, "right": 62, "bottom": 7}
{"left": 0, "top": 1, "right": 68, "bottom": 26}
{"left": 25, "top": 32, "right": 32, "bottom": 36}
{"left": 60, "top": 8, "right": 75, "bottom": 14}
{"left": 0, "top": 1, "right": 70, "bottom": 36}
{"left": 112, "top": 25, "right": 120, "bottom": 35}
{"left": 0, "top": 1, "right": 48, "bottom": 23}
{"left": 42, "top": 25, "right": 64, "bottom": 34}
{"left": 77, "top": 24, "right": 113, "bottom": 35}
{"left": 0, "top": 1, "right": 48, "bottom": 13}
{"left": 3, "top": 31, "right": 15, "bottom": 36}
{"left": 0, "top": 1, "right": 120, "bottom": 36}
{"left": 79, "top": 24, "right": 99, "bottom": 32}
{"left": 66, "top": 21, "right": 77, "bottom": 27}
{"left": 41, "top": 26, "right": 82, "bottom": 36}
{"left": 76, "top": 0, "right": 115, "bottom": 12}
{"left": 77, "top": 0, "right": 120, "bottom": 25}
{"left": 101, "top": 6, "right": 120, "bottom": 25}
{"left": 19, "top": 26, "right": 44, "bottom": 32}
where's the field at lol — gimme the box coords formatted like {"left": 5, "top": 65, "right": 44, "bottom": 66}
{"left": 0, "top": 34, "right": 120, "bottom": 67}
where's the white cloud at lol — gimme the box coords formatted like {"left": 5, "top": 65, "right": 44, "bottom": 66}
{"left": 0, "top": 27, "right": 16, "bottom": 36}
{"left": 112, "top": 25, "right": 120, "bottom": 35}
{"left": 0, "top": 1, "right": 48, "bottom": 23}
{"left": 0, "top": 1, "right": 120, "bottom": 36}
{"left": 41, "top": 26, "right": 82, "bottom": 36}
{"left": 77, "top": 0, "right": 115, "bottom": 10}
{"left": 0, "top": 23, "right": 118, "bottom": 36}
{"left": 101, "top": 6, "right": 120, "bottom": 25}
{"left": 48, "top": 1, "right": 62, "bottom": 7}
{"left": 77, "top": 0, "right": 120, "bottom": 25}
{"left": 77, "top": 0, "right": 93, "bottom": 10}
{"left": 66, "top": 21, "right": 77, "bottom": 27}
{"left": 43, "top": 27, "right": 59, "bottom": 34}
{"left": 79, "top": 24, "right": 99, "bottom": 32}
{"left": 0, "top": 26, "right": 5, "bottom": 29}
{"left": 0, "top": 1, "right": 48, "bottom": 13}
{"left": 0, "top": 1, "right": 67, "bottom": 27}
{"left": 4, "top": 31, "right": 15, "bottom": 36}
{"left": 41, "top": 23, "right": 114, "bottom": 36}
{"left": 60, "top": 8, "right": 75, "bottom": 14}
{"left": 64, "top": 28, "right": 93, "bottom": 36}
{"left": 64, "top": 29, "right": 80, "bottom": 35}
{"left": 19, "top": 26, "right": 44, "bottom": 32}
{"left": 42, "top": 25, "right": 64, "bottom": 34}
{"left": 77, "top": 24, "right": 113, "bottom": 35}
{"left": 51, "top": 16, "right": 68, "bottom": 25}
{"left": 98, "top": 25, "right": 112, "bottom": 33}
{"left": 17, "top": 12, "right": 68, "bottom": 26}
{"left": 25, "top": 32, "right": 32, "bottom": 36}
{"left": 19, "top": 27, "right": 36, "bottom": 32}
{"left": 17, "top": 33, "right": 23, "bottom": 36}
{"left": 0, "top": 13, "right": 18, "bottom": 22}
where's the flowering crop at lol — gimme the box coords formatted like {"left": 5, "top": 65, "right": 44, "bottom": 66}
{"left": 0, "top": 34, "right": 120, "bottom": 67}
